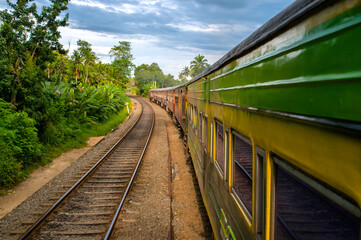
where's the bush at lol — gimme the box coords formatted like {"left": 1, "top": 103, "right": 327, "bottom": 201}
{"left": 0, "top": 99, "right": 42, "bottom": 188}
{"left": 0, "top": 137, "right": 23, "bottom": 188}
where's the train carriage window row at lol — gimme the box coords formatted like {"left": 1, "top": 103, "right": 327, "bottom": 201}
{"left": 231, "top": 131, "right": 253, "bottom": 217}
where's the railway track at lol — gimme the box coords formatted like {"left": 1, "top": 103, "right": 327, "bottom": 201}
{"left": 18, "top": 97, "right": 154, "bottom": 240}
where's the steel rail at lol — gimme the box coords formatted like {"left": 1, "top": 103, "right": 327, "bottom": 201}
{"left": 18, "top": 97, "right": 144, "bottom": 240}
{"left": 104, "top": 99, "right": 155, "bottom": 239}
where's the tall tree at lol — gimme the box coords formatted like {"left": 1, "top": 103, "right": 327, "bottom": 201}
{"left": 71, "top": 50, "right": 83, "bottom": 83}
{"left": 134, "top": 63, "right": 177, "bottom": 95}
{"left": 190, "top": 54, "right": 210, "bottom": 77}
{"left": 109, "top": 41, "right": 134, "bottom": 86}
{"left": 178, "top": 66, "right": 191, "bottom": 81}
{"left": 76, "top": 40, "right": 97, "bottom": 84}
{"left": 0, "top": 0, "right": 69, "bottom": 106}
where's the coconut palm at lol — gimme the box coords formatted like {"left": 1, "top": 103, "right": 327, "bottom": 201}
{"left": 190, "top": 54, "right": 210, "bottom": 77}
{"left": 179, "top": 66, "right": 191, "bottom": 80}
{"left": 71, "top": 50, "right": 83, "bottom": 83}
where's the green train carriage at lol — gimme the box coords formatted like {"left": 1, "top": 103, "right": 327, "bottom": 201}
{"left": 150, "top": 0, "right": 361, "bottom": 239}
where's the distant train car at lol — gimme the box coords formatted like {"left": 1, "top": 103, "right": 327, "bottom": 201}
{"left": 149, "top": 0, "right": 361, "bottom": 239}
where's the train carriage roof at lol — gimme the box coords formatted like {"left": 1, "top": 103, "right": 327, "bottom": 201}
{"left": 150, "top": 0, "right": 337, "bottom": 92}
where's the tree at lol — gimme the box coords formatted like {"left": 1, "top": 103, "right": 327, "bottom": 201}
{"left": 134, "top": 63, "right": 176, "bottom": 96}
{"left": 76, "top": 40, "right": 97, "bottom": 83}
{"left": 0, "top": 0, "right": 69, "bottom": 106}
{"left": 179, "top": 66, "right": 191, "bottom": 81}
{"left": 71, "top": 50, "right": 83, "bottom": 83}
{"left": 109, "top": 41, "right": 134, "bottom": 86}
{"left": 190, "top": 54, "right": 210, "bottom": 77}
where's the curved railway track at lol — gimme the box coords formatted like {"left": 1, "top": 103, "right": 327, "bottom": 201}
{"left": 18, "top": 97, "right": 154, "bottom": 240}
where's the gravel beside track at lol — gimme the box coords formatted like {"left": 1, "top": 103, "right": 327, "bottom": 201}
{"left": 0, "top": 97, "right": 142, "bottom": 240}
{"left": 111, "top": 99, "right": 212, "bottom": 239}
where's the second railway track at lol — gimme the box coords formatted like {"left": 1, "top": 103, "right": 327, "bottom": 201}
{"left": 19, "top": 97, "right": 154, "bottom": 240}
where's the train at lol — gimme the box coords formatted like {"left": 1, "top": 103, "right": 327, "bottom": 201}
{"left": 149, "top": 0, "right": 361, "bottom": 239}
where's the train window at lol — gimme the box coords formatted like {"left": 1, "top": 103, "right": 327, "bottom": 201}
{"left": 175, "top": 96, "right": 178, "bottom": 104}
{"left": 232, "top": 131, "right": 252, "bottom": 216}
{"left": 187, "top": 104, "right": 191, "bottom": 127}
{"left": 210, "top": 120, "right": 214, "bottom": 160}
{"left": 202, "top": 115, "right": 208, "bottom": 151}
{"left": 274, "top": 156, "right": 360, "bottom": 240}
{"left": 199, "top": 112, "right": 203, "bottom": 143}
{"left": 190, "top": 105, "right": 193, "bottom": 128}
{"left": 224, "top": 127, "right": 229, "bottom": 183}
{"left": 181, "top": 94, "right": 185, "bottom": 117}
{"left": 215, "top": 120, "right": 224, "bottom": 174}
{"left": 255, "top": 147, "right": 265, "bottom": 239}
{"left": 194, "top": 107, "right": 198, "bottom": 134}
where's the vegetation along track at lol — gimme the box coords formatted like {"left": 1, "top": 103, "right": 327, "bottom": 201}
{"left": 19, "top": 97, "right": 154, "bottom": 240}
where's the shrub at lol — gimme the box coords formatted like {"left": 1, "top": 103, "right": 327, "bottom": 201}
{"left": 0, "top": 99, "right": 42, "bottom": 187}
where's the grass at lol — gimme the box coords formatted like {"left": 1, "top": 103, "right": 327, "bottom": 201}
{"left": 43, "top": 101, "right": 131, "bottom": 163}
{"left": 0, "top": 101, "right": 132, "bottom": 191}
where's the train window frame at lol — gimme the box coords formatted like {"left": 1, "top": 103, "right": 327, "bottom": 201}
{"left": 199, "top": 112, "right": 203, "bottom": 144}
{"left": 210, "top": 119, "right": 214, "bottom": 161}
{"left": 231, "top": 130, "right": 253, "bottom": 221}
{"left": 215, "top": 119, "right": 224, "bottom": 177}
{"left": 272, "top": 155, "right": 361, "bottom": 240}
{"left": 255, "top": 147, "right": 265, "bottom": 240}
{"left": 224, "top": 126, "right": 229, "bottom": 184}
{"left": 190, "top": 104, "right": 194, "bottom": 129}
{"left": 194, "top": 106, "right": 198, "bottom": 135}
{"left": 202, "top": 115, "right": 208, "bottom": 152}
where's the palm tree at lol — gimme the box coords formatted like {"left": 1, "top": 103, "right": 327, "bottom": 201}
{"left": 71, "top": 50, "right": 83, "bottom": 83}
{"left": 190, "top": 54, "right": 210, "bottom": 77}
{"left": 178, "top": 66, "right": 191, "bottom": 80}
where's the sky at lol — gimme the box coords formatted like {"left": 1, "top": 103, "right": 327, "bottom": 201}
{"left": 0, "top": 0, "right": 294, "bottom": 78}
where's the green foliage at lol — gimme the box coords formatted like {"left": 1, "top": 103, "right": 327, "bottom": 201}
{"left": 41, "top": 82, "right": 127, "bottom": 145}
{"left": 190, "top": 54, "right": 210, "bottom": 77}
{"left": 179, "top": 66, "right": 191, "bottom": 82}
{"left": 0, "top": 99, "right": 42, "bottom": 188}
{"left": 178, "top": 54, "right": 211, "bottom": 80}
{"left": 0, "top": 0, "right": 69, "bottom": 106}
{"left": 0, "top": 1, "right": 135, "bottom": 189}
{"left": 109, "top": 41, "right": 134, "bottom": 83}
{"left": 134, "top": 63, "right": 180, "bottom": 96}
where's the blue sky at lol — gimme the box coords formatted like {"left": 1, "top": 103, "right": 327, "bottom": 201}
{"left": 1, "top": 0, "right": 294, "bottom": 78}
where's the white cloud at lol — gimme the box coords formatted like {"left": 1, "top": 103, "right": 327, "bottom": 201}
{"left": 167, "top": 23, "right": 223, "bottom": 33}
{"left": 70, "top": 0, "right": 171, "bottom": 15}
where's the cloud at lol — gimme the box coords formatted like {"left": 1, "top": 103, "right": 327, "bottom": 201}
{"left": 1, "top": 0, "right": 294, "bottom": 77}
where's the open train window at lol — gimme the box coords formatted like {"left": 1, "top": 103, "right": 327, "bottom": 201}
{"left": 273, "top": 156, "right": 360, "bottom": 240}
{"left": 232, "top": 131, "right": 253, "bottom": 217}
{"left": 215, "top": 120, "right": 224, "bottom": 175}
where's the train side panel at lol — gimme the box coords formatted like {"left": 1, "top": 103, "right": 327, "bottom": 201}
{"left": 150, "top": 1, "right": 361, "bottom": 239}
{"left": 187, "top": 1, "right": 361, "bottom": 240}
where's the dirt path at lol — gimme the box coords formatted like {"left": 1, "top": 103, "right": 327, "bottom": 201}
{"left": 0, "top": 136, "right": 104, "bottom": 219}
{"left": 112, "top": 99, "right": 211, "bottom": 239}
